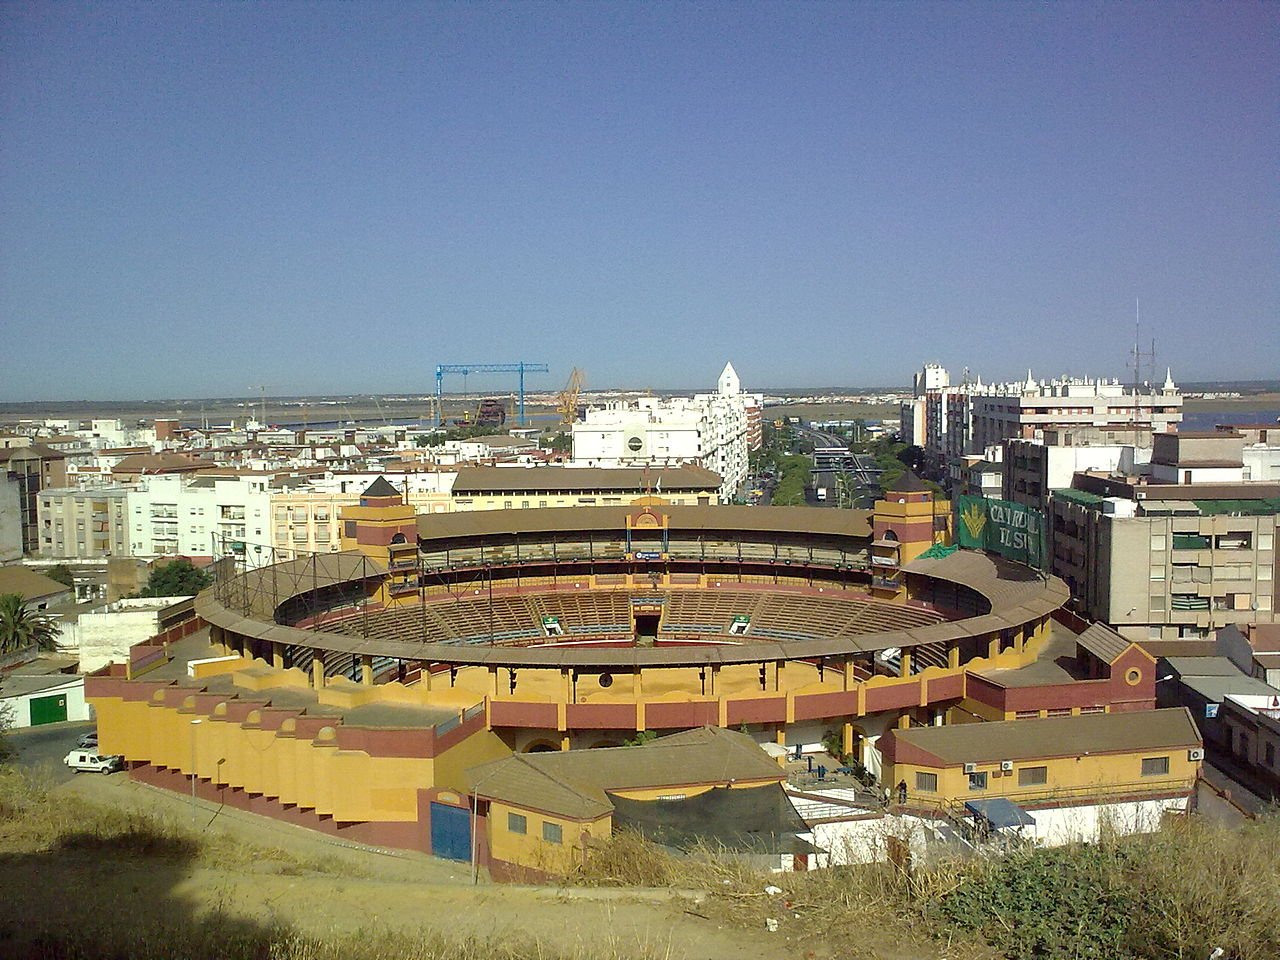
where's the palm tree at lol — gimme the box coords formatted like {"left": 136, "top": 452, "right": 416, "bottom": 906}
{"left": 0, "top": 594, "right": 59, "bottom": 655}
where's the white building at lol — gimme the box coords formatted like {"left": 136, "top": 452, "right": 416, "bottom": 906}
{"left": 572, "top": 363, "right": 759, "bottom": 497}
{"left": 128, "top": 475, "right": 272, "bottom": 566}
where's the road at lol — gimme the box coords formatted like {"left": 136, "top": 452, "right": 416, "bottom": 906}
{"left": 4, "top": 719, "right": 95, "bottom": 785}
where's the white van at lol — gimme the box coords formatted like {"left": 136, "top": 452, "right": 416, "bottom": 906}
{"left": 64, "top": 751, "right": 123, "bottom": 775}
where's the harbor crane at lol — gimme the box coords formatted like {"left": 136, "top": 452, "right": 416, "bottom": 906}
{"left": 434, "top": 361, "right": 549, "bottom": 427}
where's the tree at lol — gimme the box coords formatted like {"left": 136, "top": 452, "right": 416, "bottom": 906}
{"left": 46, "top": 564, "right": 75, "bottom": 590}
{"left": 140, "top": 559, "right": 212, "bottom": 598}
{"left": 0, "top": 594, "right": 59, "bottom": 655}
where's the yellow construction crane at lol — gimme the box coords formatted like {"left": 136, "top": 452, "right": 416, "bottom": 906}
{"left": 557, "top": 368, "right": 586, "bottom": 427}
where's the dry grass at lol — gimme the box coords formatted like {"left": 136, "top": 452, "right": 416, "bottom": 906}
{"left": 561, "top": 818, "right": 1280, "bottom": 960}
{"left": 0, "top": 766, "right": 357, "bottom": 877}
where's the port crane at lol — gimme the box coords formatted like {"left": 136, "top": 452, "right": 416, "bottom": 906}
{"left": 434, "top": 362, "right": 549, "bottom": 427}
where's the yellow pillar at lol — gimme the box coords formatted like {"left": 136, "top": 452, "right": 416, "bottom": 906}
{"left": 842, "top": 721, "right": 854, "bottom": 757}
{"left": 897, "top": 712, "right": 911, "bottom": 730}
{"left": 422, "top": 665, "right": 433, "bottom": 691}
{"left": 360, "top": 655, "right": 373, "bottom": 686}
{"left": 947, "top": 644, "right": 960, "bottom": 669}
{"left": 561, "top": 668, "right": 572, "bottom": 704}
{"left": 560, "top": 734, "right": 571, "bottom": 751}
{"left": 775, "top": 726, "right": 786, "bottom": 746}
{"left": 633, "top": 669, "right": 643, "bottom": 697}
{"left": 987, "top": 635, "right": 1000, "bottom": 659}
{"left": 488, "top": 666, "right": 499, "bottom": 698}
{"left": 899, "top": 649, "right": 912, "bottom": 678}
{"left": 272, "top": 644, "right": 285, "bottom": 670}
{"left": 775, "top": 660, "right": 786, "bottom": 692}
{"left": 842, "top": 658, "right": 855, "bottom": 691}
{"left": 311, "top": 652, "right": 324, "bottom": 689}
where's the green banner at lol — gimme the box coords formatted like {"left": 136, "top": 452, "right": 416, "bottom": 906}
{"left": 955, "top": 496, "right": 1046, "bottom": 569}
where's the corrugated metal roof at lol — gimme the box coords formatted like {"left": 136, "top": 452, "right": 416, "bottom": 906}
{"left": 890, "top": 708, "right": 1201, "bottom": 766}
{"left": 1075, "top": 622, "right": 1132, "bottom": 664}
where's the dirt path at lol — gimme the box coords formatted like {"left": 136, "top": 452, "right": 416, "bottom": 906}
{"left": 22, "top": 774, "right": 842, "bottom": 960}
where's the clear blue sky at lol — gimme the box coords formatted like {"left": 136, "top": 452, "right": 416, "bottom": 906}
{"left": 2, "top": 2, "right": 1276, "bottom": 400}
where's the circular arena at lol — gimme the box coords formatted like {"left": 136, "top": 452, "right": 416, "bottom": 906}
{"left": 196, "top": 497, "right": 1069, "bottom": 765}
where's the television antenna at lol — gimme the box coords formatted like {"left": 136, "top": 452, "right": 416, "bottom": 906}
{"left": 1126, "top": 299, "right": 1156, "bottom": 443}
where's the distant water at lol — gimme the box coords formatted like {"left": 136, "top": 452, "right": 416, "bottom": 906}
{"left": 1182, "top": 409, "right": 1280, "bottom": 430}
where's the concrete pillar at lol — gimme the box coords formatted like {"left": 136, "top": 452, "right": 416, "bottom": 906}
{"left": 899, "top": 649, "right": 912, "bottom": 678}
{"left": 561, "top": 668, "right": 572, "bottom": 704}
{"left": 775, "top": 660, "right": 786, "bottom": 692}
{"left": 842, "top": 721, "right": 855, "bottom": 758}
{"left": 560, "top": 734, "right": 571, "bottom": 751}
{"left": 897, "top": 712, "right": 911, "bottom": 730}
{"left": 987, "top": 635, "right": 1000, "bottom": 659}
{"left": 360, "top": 654, "right": 373, "bottom": 686}
{"left": 709, "top": 665, "right": 719, "bottom": 696}
{"left": 947, "top": 644, "right": 960, "bottom": 669}
{"left": 311, "top": 651, "right": 324, "bottom": 689}
{"left": 488, "top": 666, "right": 499, "bottom": 698}
{"left": 633, "top": 669, "right": 643, "bottom": 698}
{"left": 842, "top": 658, "right": 855, "bottom": 691}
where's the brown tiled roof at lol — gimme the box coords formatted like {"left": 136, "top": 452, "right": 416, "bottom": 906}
{"left": 111, "top": 452, "right": 207, "bottom": 474}
{"left": 468, "top": 726, "right": 783, "bottom": 820}
{"left": 451, "top": 465, "right": 722, "bottom": 494}
{"left": 0, "top": 566, "right": 73, "bottom": 603}
{"left": 0, "top": 443, "right": 64, "bottom": 462}
{"left": 887, "top": 708, "right": 1200, "bottom": 766}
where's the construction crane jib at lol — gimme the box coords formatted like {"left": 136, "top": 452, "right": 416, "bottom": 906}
{"left": 434, "top": 362, "right": 549, "bottom": 427}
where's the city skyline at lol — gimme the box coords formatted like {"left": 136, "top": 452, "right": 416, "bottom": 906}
{"left": 2, "top": 2, "right": 1276, "bottom": 400}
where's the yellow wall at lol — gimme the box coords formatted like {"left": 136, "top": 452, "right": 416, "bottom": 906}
{"left": 486, "top": 799, "right": 609, "bottom": 873}
{"left": 889, "top": 748, "right": 1199, "bottom": 808}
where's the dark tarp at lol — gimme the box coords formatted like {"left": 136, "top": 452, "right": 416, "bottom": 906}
{"left": 964, "top": 797, "right": 1036, "bottom": 830}
{"left": 609, "top": 783, "right": 818, "bottom": 855}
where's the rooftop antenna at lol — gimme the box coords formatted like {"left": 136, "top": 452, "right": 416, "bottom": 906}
{"left": 1126, "top": 299, "right": 1157, "bottom": 444}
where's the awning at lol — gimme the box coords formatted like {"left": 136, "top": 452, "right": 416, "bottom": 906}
{"left": 964, "top": 797, "right": 1036, "bottom": 830}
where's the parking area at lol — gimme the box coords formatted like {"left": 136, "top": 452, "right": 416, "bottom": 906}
{"left": 4, "top": 719, "right": 96, "bottom": 785}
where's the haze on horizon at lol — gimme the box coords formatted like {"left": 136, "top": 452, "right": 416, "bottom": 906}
{"left": 2, "top": 2, "right": 1276, "bottom": 402}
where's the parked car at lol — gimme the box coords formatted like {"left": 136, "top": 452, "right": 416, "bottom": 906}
{"left": 77, "top": 731, "right": 98, "bottom": 749}
{"left": 64, "top": 751, "right": 122, "bottom": 775}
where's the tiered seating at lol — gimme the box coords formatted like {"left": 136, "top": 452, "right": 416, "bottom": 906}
{"left": 534, "top": 592, "right": 631, "bottom": 635}
{"left": 429, "top": 594, "right": 543, "bottom": 644}
{"left": 663, "top": 591, "right": 766, "bottom": 636}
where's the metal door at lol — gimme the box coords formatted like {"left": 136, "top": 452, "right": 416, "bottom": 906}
{"left": 29, "top": 694, "right": 68, "bottom": 726}
{"left": 429, "top": 802, "right": 471, "bottom": 862}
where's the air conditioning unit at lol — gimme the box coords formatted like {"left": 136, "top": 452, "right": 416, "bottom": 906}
{"left": 1188, "top": 748, "right": 1205, "bottom": 762}
{"left": 963, "top": 762, "right": 978, "bottom": 774}
{"left": 1000, "top": 760, "right": 1014, "bottom": 773}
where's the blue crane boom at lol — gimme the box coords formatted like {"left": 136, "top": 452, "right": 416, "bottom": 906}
{"left": 434, "top": 361, "right": 550, "bottom": 427}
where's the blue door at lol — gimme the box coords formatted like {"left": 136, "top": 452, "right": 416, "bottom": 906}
{"left": 430, "top": 802, "right": 471, "bottom": 862}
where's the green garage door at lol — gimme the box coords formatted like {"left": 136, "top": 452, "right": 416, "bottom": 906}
{"left": 29, "top": 693, "right": 68, "bottom": 726}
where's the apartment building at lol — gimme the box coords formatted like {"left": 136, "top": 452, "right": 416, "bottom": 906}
{"left": 1004, "top": 436, "right": 1150, "bottom": 515}
{"left": 269, "top": 480, "right": 451, "bottom": 559}
{"left": 38, "top": 486, "right": 131, "bottom": 559}
{"left": 128, "top": 475, "right": 272, "bottom": 566}
{"left": 572, "top": 363, "right": 758, "bottom": 497}
{"left": 1050, "top": 475, "right": 1279, "bottom": 641}
{"left": 968, "top": 371, "right": 1182, "bottom": 454}
{"left": 0, "top": 443, "right": 68, "bottom": 555}
{"left": 904, "top": 362, "right": 1183, "bottom": 494}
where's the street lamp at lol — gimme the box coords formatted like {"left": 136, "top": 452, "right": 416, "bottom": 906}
{"left": 190, "top": 717, "right": 202, "bottom": 823}
{"left": 470, "top": 764, "right": 506, "bottom": 885}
